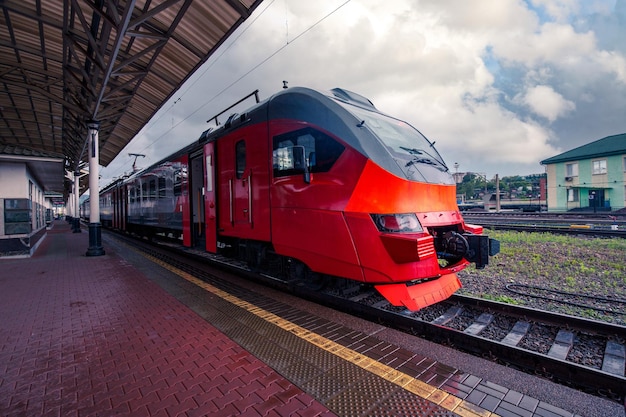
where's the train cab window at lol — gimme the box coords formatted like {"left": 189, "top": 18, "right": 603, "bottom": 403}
{"left": 236, "top": 140, "right": 246, "bottom": 179}
{"left": 158, "top": 177, "right": 167, "bottom": 198}
{"left": 273, "top": 127, "right": 344, "bottom": 177}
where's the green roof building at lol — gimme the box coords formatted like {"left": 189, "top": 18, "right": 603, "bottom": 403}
{"left": 540, "top": 133, "right": 626, "bottom": 212}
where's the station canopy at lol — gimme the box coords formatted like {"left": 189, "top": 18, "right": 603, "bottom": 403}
{"left": 0, "top": 0, "right": 264, "bottom": 196}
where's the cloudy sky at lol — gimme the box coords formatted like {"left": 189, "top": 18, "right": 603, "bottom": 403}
{"left": 101, "top": 0, "right": 626, "bottom": 185}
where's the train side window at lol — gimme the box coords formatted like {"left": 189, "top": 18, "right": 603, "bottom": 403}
{"left": 142, "top": 180, "right": 148, "bottom": 201}
{"left": 149, "top": 179, "right": 156, "bottom": 200}
{"left": 174, "top": 169, "right": 182, "bottom": 196}
{"left": 273, "top": 127, "right": 344, "bottom": 177}
{"left": 158, "top": 177, "right": 167, "bottom": 198}
{"left": 236, "top": 140, "right": 246, "bottom": 179}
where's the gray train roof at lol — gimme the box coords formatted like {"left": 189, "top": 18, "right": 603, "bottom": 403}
{"left": 127, "top": 86, "right": 447, "bottom": 185}
{"left": 267, "top": 87, "right": 421, "bottom": 178}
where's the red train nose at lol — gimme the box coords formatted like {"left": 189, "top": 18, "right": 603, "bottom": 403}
{"left": 375, "top": 273, "right": 462, "bottom": 311}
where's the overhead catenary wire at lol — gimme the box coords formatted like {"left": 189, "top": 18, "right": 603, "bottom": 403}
{"left": 105, "top": 0, "right": 351, "bottom": 183}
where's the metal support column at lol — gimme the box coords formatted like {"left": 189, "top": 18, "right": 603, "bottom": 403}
{"left": 72, "top": 170, "right": 81, "bottom": 233}
{"left": 86, "top": 120, "right": 105, "bottom": 256}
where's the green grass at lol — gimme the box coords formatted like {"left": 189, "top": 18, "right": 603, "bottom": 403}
{"left": 459, "top": 230, "right": 626, "bottom": 300}
{"left": 482, "top": 294, "right": 522, "bottom": 304}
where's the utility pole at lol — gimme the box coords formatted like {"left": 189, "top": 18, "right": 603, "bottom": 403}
{"left": 495, "top": 174, "right": 500, "bottom": 212}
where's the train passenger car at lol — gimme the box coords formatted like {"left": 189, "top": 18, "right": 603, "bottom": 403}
{"left": 79, "top": 197, "right": 89, "bottom": 221}
{"left": 108, "top": 86, "right": 499, "bottom": 311}
{"left": 99, "top": 189, "right": 113, "bottom": 228}
{"left": 124, "top": 153, "right": 190, "bottom": 242}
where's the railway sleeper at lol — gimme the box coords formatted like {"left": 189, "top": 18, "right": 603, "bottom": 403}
{"left": 501, "top": 321, "right": 531, "bottom": 346}
{"left": 463, "top": 313, "right": 494, "bottom": 335}
{"left": 602, "top": 340, "right": 625, "bottom": 376}
{"left": 431, "top": 306, "right": 463, "bottom": 325}
{"left": 547, "top": 329, "right": 575, "bottom": 360}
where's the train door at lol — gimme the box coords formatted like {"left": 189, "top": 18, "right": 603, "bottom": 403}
{"left": 233, "top": 139, "right": 252, "bottom": 230}
{"left": 119, "top": 183, "right": 127, "bottom": 231}
{"left": 113, "top": 183, "right": 120, "bottom": 229}
{"left": 190, "top": 151, "right": 205, "bottom": 248}
{"left": 173, "top": 155, "right": 191, "bottom": 247}
{"left": 203, "top": 142, "right": 218, "bottom": 253}
{"left": 217, "top": 127, "right": 271, "bottom": 242}
{"left": 112, "top": 184, "right": 119, "bottom": 229}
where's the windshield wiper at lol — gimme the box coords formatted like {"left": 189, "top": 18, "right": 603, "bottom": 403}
{"left": 405, "top": 156, "right": 449, "bottom": 172}
{"left": 399, "top": 146, "right": 423, "bottom": 155}
{"left": 406, "top": 157, "right": 435, "bottom": 167}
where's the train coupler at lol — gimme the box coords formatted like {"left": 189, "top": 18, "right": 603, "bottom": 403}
{"left": 464, "top": 234, "right": 500, "bottom": 269}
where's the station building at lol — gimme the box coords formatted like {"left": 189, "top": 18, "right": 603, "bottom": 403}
{"left": 0, "top": 145, "right": 65, "bottom": 257}
{"left": 541, "top": 133, "right": 626, "bottom": 212}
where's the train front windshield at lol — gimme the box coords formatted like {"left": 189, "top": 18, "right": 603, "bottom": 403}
{"left": 341, "top": 103, "right": 453, "bottom": 184}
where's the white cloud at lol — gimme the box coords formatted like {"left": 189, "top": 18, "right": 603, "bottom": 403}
{"left": 518, "top": 85, "right": 576, "bottom": 122}
{"left": 492, "top": 22, "right": 597, "bottom": 66}
{"left": 597, "top": 50, "right": 626, "bottom": 83}
{"left": 531, "top": 0, "right": 581, "bottom": 22}
{"left": 100, "top": 0, "right": 626, "bottom": 185}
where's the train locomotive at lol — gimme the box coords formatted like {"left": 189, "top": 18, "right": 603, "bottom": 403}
{"left": 91, "top": 86, "right": 499, "bottom": 311}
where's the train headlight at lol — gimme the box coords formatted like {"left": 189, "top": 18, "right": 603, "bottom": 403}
{"left": 371, "top": 213, "right": 423, "bottom": 233}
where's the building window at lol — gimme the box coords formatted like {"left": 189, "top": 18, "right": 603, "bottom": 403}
{"left": 623, "top": 156, "right": 626, "bottom": 172}
{"left": 592, "top": 159, "right": 607, "bottom": 175}
{"left": 3, "top": 199, "right": 31, "bottom": 235}
{"left": 567, "top": 188, "right": 579, "bottom": 202}
{"left": 565, "top": 162, "right": 578, "bottom": 177}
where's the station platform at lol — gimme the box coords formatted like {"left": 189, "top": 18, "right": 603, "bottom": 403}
{"left": 0, "top": 221, "right": 621, "bottom": 417}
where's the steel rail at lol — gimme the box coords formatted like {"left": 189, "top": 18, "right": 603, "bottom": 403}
{"left": 106, "top": 230, "right": 626, "bottom": 404}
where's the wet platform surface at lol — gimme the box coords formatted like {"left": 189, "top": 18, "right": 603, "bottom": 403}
{"left": 0, "top": 222, "right": 332, "bottom": 417}
{"left": 1, "top": 221, "right": 622, "bottom": 416}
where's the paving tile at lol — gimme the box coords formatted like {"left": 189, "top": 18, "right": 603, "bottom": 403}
{"left": 253, "top": 395, "right": 285, "bottom": 415}
{"left": 497, "top": 400, "right": 534, "bottom": 417}
{"left": 0, "top": 221, "right": 581, "bottom": 417}
{"left": 0, "top": 223, "right": 332, "bottom": 417}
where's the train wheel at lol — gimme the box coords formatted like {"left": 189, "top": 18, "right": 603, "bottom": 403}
{"left": 302, "top": 270, "right": 329, "bottom": 291}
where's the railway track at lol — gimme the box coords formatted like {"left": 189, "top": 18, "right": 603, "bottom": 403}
{"left": 467, "top": 223, "right": 626, "bottom": 238}
{"left": 462, "top": 213, "right": 626, "bottom": 238}
{"left": 327, "top": 291, "right": 626, "bottom": 403}
{"left": 106, "top": 231, "right": 626, "bottom": 405}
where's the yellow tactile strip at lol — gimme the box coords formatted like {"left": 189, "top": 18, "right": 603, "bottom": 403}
{"left": 142, "top": 251, "right": 498, "bottom": 417}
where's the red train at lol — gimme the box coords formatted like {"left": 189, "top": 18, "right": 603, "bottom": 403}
{"left": 86, "top": 86, "right": 499, "bottom": 311}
